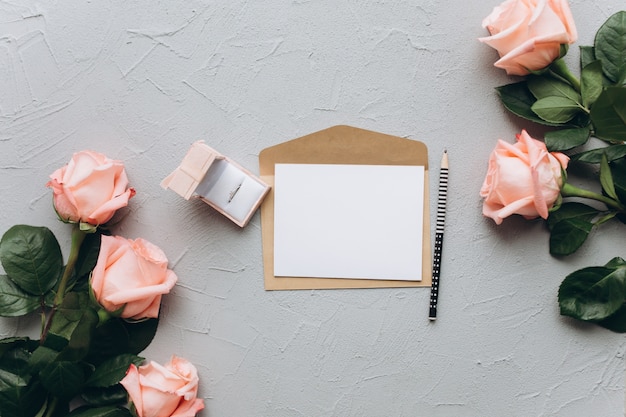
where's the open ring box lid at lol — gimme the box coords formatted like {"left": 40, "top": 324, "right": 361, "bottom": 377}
{"left": 161, "top": 141, "right": 271, "bottom": 227}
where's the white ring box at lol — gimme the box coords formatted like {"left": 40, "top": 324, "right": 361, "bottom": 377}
{"left": 161, "top": 141, "right": 270, "bottom": 227}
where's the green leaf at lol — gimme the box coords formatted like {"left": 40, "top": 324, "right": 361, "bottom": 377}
{"left": 39, "top": 360, "right": 86, "bottom": 400}
{"left": 496, "top": 82, "right": 563, "bottom": 126}
{"left": 45, "top": 292, "right": 99, "bottom": 361}
{"left": 86, "top": 354, "right": 143, "bottom": 388}
{"left": 610, "top": 157, "right": 626, "bottom": 224}
{"left": 590, "top": 87, "right": 626, "bottom": 142}
{"left": 43, "top": 233, "right": 103, "bottom": 309}
{"left": 0, "top": 347, "right": 45, "bottom": 417}
{"left": 0, "top": 346, "right": 32, "bottom": 388}
{"left": 0, "top": 275, "right": 40, "bottom": 317}
{"left": 0, "top": 381, "right": 47, "bottom": 417}
{"left": 57, "top": 307, "right": 99, "bottom": 362}
{"left": 28, "top": 346, "right": 61, "bottom": 376}
{"left": 81, "top": 385, "right": 129, "bottom": 407}
{"left": 45, "top": 400, "right": 70, "bottom": 417}
{"left": 67, "top": 405, "right": 133, "bottom": 417}
{"left": 570, "top": 112, "right": 592, "bottom": 129}
{"left": 572, "top": 144, "right": 626, "bottom": 163}
{"left": 597, "top": 303, "right": 626, "bottom": 332}
{"left": 600, "top": 153, "right": 618, "bottom": 200}
{"left": 0, "top": 225, "right": 63, "bottom": 296}
{"left": 74, "top": 232, "right": 102, "bottom": 283}
{"left": 48, "top": 294, "right": 86, "bottom": 344}
{"left": 125, "top": 319, "right": 158, "bottom": 355}
{"left": 531, "top": 96, "right": 581, "bottom": 124}
{"left": 549, "top": 218, "right": 594, "bottom": 256}
{"left": 41, "top": 333, "right": 68, "bottom": 352}
{"left": 0, "top": 338, "right": 36, "bottom": 359}
{"left": 527, "top": 75, "right": 581, "bottom": 102}
{"left": 59, "top": 291, "right": 90, "bottom": 322}
{"left": 0, "top": 367, "right": 29, "bottom": 390}
{"left": 581, "top": 60, "right": 604, "bottom": 108}
{"left": 545, "top": 126, "right": 591, "bottom": 151}
{"left": 605, "top": 257, "right": 626, "bottom": 268}
{"left": 86, "top": 318, "right": 158, "bottom": 365}
{"left": 610, "top": 157, "right": 626, "bottom": 204}
{"left": 547, "top": 202, "right": 599, "bottom": 231}
{"left": 559, "top": 261, "right": 626, "bottom": 321}
{"left": 580, "top": 45, "right": 596, "bottom": 70}
{"left": 579, "top": 45, "right": 614, "bottom": 87}
{"left": 595, "top": 11, "right": 626, "bottom": 84}
{"left": 84, "top": 320, "right": 131, "bottom": 365}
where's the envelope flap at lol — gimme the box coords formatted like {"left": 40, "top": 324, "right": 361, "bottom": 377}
{"left": 259, "top": 125, "right": 429, "bottom": 174}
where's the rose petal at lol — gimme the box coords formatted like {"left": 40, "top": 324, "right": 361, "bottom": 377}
{"left": 91, "top": 235, "right": 178, "bottom": 319}
{"left": 120, "top": 358, "right": 204, "bottom": 417}
{"left": 170, "top": 398, "right": 205, "bottom": 417}
{"left": 479, "top": 0, "right": 578, "bottom": 75}
{"left": 88, "top": 188, "right": 135, "bottom": 224}
{"left": 480, "top": 130, "right": 569, "bottom": 224}
{"left": 120, "top": 365, "right": 146, "bottom": 417}
{"left": 483, "top": 195, "right": 537, "bottom": 224}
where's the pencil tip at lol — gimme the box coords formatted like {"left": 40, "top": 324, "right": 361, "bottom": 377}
{"left": 440, "top": 149, "right": 449, "bottom": 169}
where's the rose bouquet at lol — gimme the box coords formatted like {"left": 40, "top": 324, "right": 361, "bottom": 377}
{"left": 0, "top": 151, "right": 204, "bottom": 417}
{"left": 480, "top": 1, "right": 626, "bottom": 331}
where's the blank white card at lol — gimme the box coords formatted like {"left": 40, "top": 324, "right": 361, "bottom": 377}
{"left": 273, "top": 164, "right": 425, "bottom": 281}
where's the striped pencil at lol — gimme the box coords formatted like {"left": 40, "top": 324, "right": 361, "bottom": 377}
{"left": 429, "top": 150, "right": 448, "bottom": 320}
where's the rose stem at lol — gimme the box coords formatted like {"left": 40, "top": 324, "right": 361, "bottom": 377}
{"left": 549, "top": 58, "right": 581, "bottom": 92}
{"left": 561, "top": 182, "right": 626, "bottom": 211}
{"left": 53, "top": 225, "right": 87, "bottom": 306}
{"left": 40, "top": 224, "right": 87, "bottom": 342}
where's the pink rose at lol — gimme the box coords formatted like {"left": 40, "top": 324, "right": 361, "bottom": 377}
{"left": 120, "top": 356, "right": 205, "bottom": 417}
{"left": 479, "top": 0, "right": 578, "bottom": 75}
{"left": 480, "top": 130, "right": 569, "bottom": 224}
{"left": 90, "top": 235, "right": 178, "bottom": 320}
{"left": 47, "top": 150, "right": 135, "bottom": 226}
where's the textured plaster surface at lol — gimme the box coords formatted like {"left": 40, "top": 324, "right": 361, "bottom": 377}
{"left": 0, "top": 1, "right": 624, "bottom": 416}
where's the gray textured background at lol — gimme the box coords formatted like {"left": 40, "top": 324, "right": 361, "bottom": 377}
{"left": 0, "top": 1, "right": 624, "bottom": 416}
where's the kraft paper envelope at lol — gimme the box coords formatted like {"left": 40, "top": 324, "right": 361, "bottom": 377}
{"left": 259, "top": 125, "right": 432, "bottom": 290}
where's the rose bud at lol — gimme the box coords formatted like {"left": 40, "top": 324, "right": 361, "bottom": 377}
{"left": 480, "top": 130, "right": 569, "bottom": 224}
{"left": 120, "top": 356, "right": 205, "bottom": 417}
{"left": 47, "top": 150, "right": 135, "bottom": 227}
{"left": 90, "top": 235, "right": 177, "bottom": 320}
{"left": 479, "top": 0, "right": 578, "bottom": 75}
